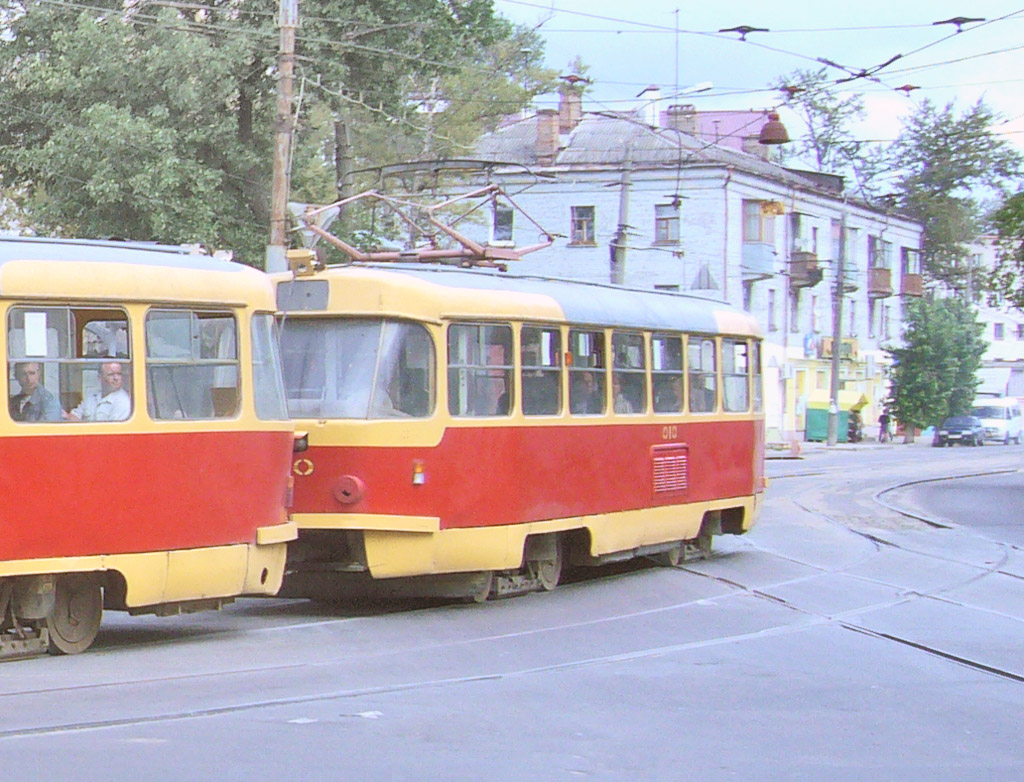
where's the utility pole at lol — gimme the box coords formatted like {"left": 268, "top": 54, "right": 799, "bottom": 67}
{"left": 827, "top": 212, "right": 847, "bottom": 446}
{"left": 266, "top": 0, "right": 298, "bottom": 273}
{"left": 610, "top": 145, "right": 632, "bottom": 285}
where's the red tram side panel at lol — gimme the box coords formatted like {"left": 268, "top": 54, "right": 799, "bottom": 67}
{"left": 0, "top": 430, "right": 294, "bottom": 561}
{"left": 292, "top": 420, "right": 758, "bottom": 526}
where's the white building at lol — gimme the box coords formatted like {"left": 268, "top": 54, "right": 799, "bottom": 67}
{"left": 438, "top": 96, "right": 926, "bottom": 441}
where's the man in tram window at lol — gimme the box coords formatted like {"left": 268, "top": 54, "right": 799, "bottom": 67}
{"left": 612, "top": 375, "right": 635, "bottom": 414}
{"left": 66, "top": 362, "right": 130, "bottom": 422}
{"left": 571, "top": 370, "right": 603, "bottom": 414}
{"left": 9, "top": 361, "right": 62, "bottom": 422}
{"left": 654, "top": 376, "right": 683, "bottom": 412}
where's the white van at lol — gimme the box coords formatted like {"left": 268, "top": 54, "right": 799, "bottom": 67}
{"left": 970, "top": 398, "right": 1023, "bottom": 444}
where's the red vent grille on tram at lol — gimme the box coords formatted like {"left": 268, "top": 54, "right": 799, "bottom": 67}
{"left": 651, "top": 444, "right": 689, "bottom": 495}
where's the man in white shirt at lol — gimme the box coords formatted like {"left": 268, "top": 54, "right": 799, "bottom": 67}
{"left": 67, "top": 362, "right": 130, "bottom": 422}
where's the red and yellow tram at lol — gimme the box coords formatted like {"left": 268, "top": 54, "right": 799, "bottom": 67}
{"left": 277, "top": 262, "right": 765, "bottom": 601}
{"left": 0, "top": 237, "right": 296, "bottom": 657}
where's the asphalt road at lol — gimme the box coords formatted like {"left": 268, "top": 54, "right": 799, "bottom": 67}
{"left": 1, "top": 442, "right": 1023, "bottom": 780}
{"left": 888, "top": 469, "right": 1024, "bottom": 547}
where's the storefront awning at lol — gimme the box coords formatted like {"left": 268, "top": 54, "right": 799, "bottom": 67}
{"left": 807, "top": 389, "right": 870, "bottom": 411}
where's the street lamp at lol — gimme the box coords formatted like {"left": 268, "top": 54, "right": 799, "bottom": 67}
{"left": 758, "top": 112, "right": 789, "bottom": 145}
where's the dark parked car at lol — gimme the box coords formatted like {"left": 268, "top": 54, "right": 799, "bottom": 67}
{"left": 933, "top": 416, "right": 986, "bottom": 447}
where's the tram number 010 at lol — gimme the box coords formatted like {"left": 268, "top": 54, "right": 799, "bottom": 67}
{"left": 662, "top": 425, "right": 678, "bottom": 440}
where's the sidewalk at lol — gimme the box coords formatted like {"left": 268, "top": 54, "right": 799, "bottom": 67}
{"left": 766, "top": 436, "right": 930, "bottom": 459}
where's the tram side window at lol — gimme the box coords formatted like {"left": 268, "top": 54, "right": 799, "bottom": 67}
{"left": 688, "top": 336, "right": 717, "bottom": 413}
{"left": 752, "top": 340, "right": 764, "bottom": 412}
{"left": 252, "top": 313, "right": 288, "bottom": 420}
{"left": 146, "top": 310, "right": 239, "bottom": 419}
{"left": 521, "top": 326, "right": 562, "bottom": 416}
{"left": 612, "top": 331, "right": 646, "bottom": 414}
{"left": 448, "top": 323, "right": 513, "bottom": 417}
{"left": 7, "top": 306, "right": 132, "bottom": 423}
{"left": 722, "top": 339, "right": 750, "bottom": 412}
{"left": 280, "top": 318, "right": 434, "bottom": 419}
{"left": 569, "top": 329, "right": 605, "bottom": 415}
{"left": 652, "top": 334, "right": 684, "bottom": 413}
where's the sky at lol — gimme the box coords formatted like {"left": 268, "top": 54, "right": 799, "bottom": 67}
{"left": 493, "top": 0, "right": 1024, "bottom": 157}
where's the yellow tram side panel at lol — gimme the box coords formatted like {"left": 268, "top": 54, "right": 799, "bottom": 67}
{"left": 0, "top": 539, "right": 292, "bottom": 608}
{"left": 294, "top": 494, "right": 758, "bottom": 580}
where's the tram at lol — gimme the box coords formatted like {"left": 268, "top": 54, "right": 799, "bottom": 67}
{"left": 0, "top": 237, "right": 296, "bottom": 657}
{"left": 276, "top": 261, "right": 765, "bottom": 601}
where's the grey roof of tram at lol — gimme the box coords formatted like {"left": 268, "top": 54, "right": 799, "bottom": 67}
{"left": 354, "top": 264, "right": 749, "bottom": 334}
{"left": 0, "top": 237, "right": 244, "bottom": 273}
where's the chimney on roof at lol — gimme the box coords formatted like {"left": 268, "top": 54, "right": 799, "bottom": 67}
{"left": 558, "top": 90, "right": 582, "bottom": 133}
{"left": 741, "top": 134, "right": 771, "bottom": 161}
{"left": 636, "top": 84, "right": 661, "bottom": 126}
{"left": 664, "top": 104, "right": 697, "bottom": 134}
{"left": 535, "top": 109, "right": 560, "bottom": 164}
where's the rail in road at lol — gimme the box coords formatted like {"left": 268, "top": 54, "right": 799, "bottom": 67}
{"left": 1, "top": 444, "right": 1022, "bottom": 778}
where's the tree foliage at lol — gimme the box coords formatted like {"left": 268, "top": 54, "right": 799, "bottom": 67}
{"left": 886, "top": 297, "right": 985, "bottom": 437}
{"left": 988, "top": 190, "right": 1024, "bottom": 309}
{"left": 0, "top": 0, "right": 551, "bottom": 265}
{"left": 888, "top": 99, "right": 1022, "bottom": 289}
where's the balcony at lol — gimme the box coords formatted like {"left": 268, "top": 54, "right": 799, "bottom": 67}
{"left": 789, "top": 251, "right": 823, "bottom": 288}
{"left": 901, "top": 273, "right": 924, "bottom": 297}
{"left": 867, "top": 267, "right": 893, "bottom": 298}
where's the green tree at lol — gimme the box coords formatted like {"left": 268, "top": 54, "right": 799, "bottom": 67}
{"left": 988, "top": 190, "right": 1024, "bottom": 309}
{"left": 888, "top": 99, "right": 1022, "bottom": 290}
{"left": 0, "top": 0, "right": 544, "bottom": 265}
{"left": 886, "top": 297, "right": 985, "bottom": 441}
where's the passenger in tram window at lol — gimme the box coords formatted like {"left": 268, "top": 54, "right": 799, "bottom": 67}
{"left": 654, "top": 376, "right": 683, "bottom": 413}
{"left": 66, "top": 362, "right": 131, "bottom": 422}
{"left": 612, "top": 375, "right": 635, "bottom": 414}
{"left": 9, "top": 361, "right": 62, "bottom": 422}
{"left": 570, "top": 370, "right": 603, "bottom": 414}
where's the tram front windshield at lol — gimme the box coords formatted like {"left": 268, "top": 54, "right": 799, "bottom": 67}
{"left": 280, "top": 318, "right": 434, "bottom": 419}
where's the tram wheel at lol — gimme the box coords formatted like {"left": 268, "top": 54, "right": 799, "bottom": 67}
{"left": 463, "top": 571, "right": 494, "bottom": 604}
{"left": 534, "top": 539, "right": 563, "bottom": 592}
{"left": 653, "top": 542, "right": 684, "bottom": 567}
{"left": 46, "top": 574, "right": 102, "bottom": 655}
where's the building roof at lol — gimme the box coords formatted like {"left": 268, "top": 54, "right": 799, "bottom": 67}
{"left": 475, "top": 112, "right": 824, "bottom": 191}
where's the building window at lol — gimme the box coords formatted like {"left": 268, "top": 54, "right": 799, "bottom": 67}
{"left": 768, "top": 289, "right": 778, "bottom": 332}
{"left": 868, "top": 299, "right": 876, "bottom": 338}
{"left": 902, "top": 247, "right": 921, "bottom": 275}
{"left": 848, "top": 299, "right": 857, "bottom": 337}
{"left": 654, "top": 203, "right": 680, "bottom": 243}
{"left": 881, "top": 303, "right": 891, "bottom": 339}
{"left": 811, "top": 294, "right": 819, "bottom": 332}
{"left": 743, "top": 200, "right": 775, "bottom": 244}
{"left": 994, "top": 323, "right": 1005, "bottom": 341}
{"left": 570, "top": 206, "right": 595, "bottom": 245}
{"left": 1017, "top": 324, "right": 1024, "bottom": 340}
{"left": 789, "top": 290, "right": 799, "bottom": 333}
{"left": 492, "top": 205, "right": 513, "bottom": 243}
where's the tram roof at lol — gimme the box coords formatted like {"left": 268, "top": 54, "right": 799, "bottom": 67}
{"left": 0, "top": 237, "right": 272, "bottom": 305}
{"left": 280, "top": 263, "right": 761, "bottom": 337}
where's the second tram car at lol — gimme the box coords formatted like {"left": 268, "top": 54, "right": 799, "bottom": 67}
{"left": 0, "top": 238, "right": 296, "bottom": 657}
{"left": 277, "top": 262, "right": 765, "bottom": 601}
